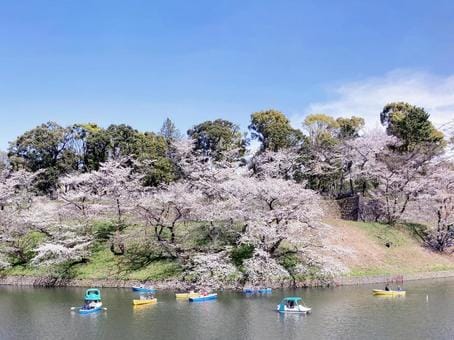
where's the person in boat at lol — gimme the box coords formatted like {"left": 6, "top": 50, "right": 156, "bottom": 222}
{"left": 83, "top": 299, "right": 96, "bottom": 310}
{"left": 83, "top": 300, "right": 90, "bottom": 309}
{"left": 89, "top": 300, "right": 98, "bottom": 309}
{"left": 286, "top": 300, "right": 295, "bottom": 309}
{"left": 397, "top": 285, "right": 402, "bottom": 291}
{"left": 140, "top": 294, "right": 154, "bottom": 300}
{"left": 384, "top": 284, "right": 390, "bottom": 291}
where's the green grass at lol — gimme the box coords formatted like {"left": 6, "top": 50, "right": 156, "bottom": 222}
{"left": 1, "top": 265, "right": 48, "bottom": 277}
{"left": 348, "top": 267, "right": 394, "bottom": 277}
{"left": 348, "top": 264, "right": 454, "bottom": 278}
{"left": 427, "top": 264, "right": 454, "bottom": 272}
{"left": 127, "top": 261, "right": 182, "bottom": 281}
{"left": 70, "top": 245, "right": 182, "bottom": 281}
{"left": 71, "top": 248, "right": 120, "bottom": 279}
{"left": 351, "top": 221, "right": 409, "bottom": 247}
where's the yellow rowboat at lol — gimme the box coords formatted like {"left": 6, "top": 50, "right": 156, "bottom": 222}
{"left": 372, "top": 289, "right": 406, "bottom": 296}
{"left": 175, "top": 292, "right": 199, "bottom": 299}
{"left": 132, "top": 298, "right": 157, "bottom": 305}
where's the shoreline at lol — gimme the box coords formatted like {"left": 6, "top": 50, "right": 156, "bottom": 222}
{"left": 3, "top": 270, "right": 454, "bottom": 290}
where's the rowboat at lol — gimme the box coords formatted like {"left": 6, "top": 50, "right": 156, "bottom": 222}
{"left": 372, "top": 289, "right": 406, "bottom": 296}
{"left": 78, "top": 288, "right": 104, "bottom": 314}
{"left": 258, "top": 288, "right": 272, "bottom": 294}
{"left": 132, "top": 286, "right": 156, "bottom": 293}
{"left": 79, "top": 306, "right": 103, "bottom": 314}
{"left": 277, "top": 297, "right": 311, "bottom": 314}
{"left": 132, "top": 298, "right": 157, "bottom": 305}
{"left": 175, "top": 292, "right": 199, "bottom": 299}
{"left": 243, "top": 288, "right": 272, "bottom": 294}
{"left": 243, "top": 288, "right": 256, "bottom": 294}
{"left": 189, "top": 293, "right": 218, "bottom": 302}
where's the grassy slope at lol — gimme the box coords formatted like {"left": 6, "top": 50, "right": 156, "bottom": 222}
{"left": 324, "top": 219, "right": 454, "bottom": 277}
{"left": 1, "top": 220, "right": 226, "bottom": 281}
{"left": 2, "top": 246, "right": 182, "bottom": 281}
{"left": 4, "top": 218, "right": 454, "bottom": 282}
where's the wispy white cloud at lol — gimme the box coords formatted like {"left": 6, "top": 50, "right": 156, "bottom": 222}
{"left": 292, "top": 70, "right": 454, "bottom": 131}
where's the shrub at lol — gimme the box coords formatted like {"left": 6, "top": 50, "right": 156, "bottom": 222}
{"left": 279, "top": 252, "right": 299, "bottom": 272}
{"left": 92, "top": 221, "right": 118, "bottom": 241}
{"left": 230, "top": 244, "right": 255, "bottom": 267}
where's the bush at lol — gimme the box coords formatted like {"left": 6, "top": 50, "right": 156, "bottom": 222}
{"left": 92, "top": 221, "right": 118, "bottom": 241}
{"left": 231, "top": 244, "right": 254, "bottom": 267}
{"left": 279, "top": 252, "right": 299, "bottom": 272}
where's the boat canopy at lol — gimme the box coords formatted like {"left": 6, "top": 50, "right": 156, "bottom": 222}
{"left": 84, "top": 288, "right": 101, "bottom": 301}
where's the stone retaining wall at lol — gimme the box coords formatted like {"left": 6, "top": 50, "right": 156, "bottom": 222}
{"left": 0, "top": 276, "right": 187, "bottom": 290}
{"left": 336, "top": 195, "right": 359, "bottom": 221}
{"left": 3, "top": 270, "right": 454, "bottom": 289}
{"left": 335, "top": 270, "right": 454, "bottom": 286}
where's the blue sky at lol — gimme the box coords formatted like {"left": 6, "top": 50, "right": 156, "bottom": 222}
{"left": 1, "top": 0, "right": 454, "bottom": 149}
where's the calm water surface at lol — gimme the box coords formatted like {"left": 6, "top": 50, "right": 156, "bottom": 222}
{"left": 2, "top": 278, "right": 454, "bottom": 339}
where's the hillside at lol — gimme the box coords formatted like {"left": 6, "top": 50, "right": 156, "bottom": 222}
{"left": 323, "top": 219, "right": 454, "bottom": 277}
{"left": 3, "top": 218, "right": 454, "bottom": 288}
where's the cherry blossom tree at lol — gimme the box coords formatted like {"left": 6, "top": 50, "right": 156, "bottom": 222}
{"left": 31, "top": 224, "right": 92, "bottom": 266}
{"left": 0, "top": 169, "right": 46, "bottom": 267}
{"left": 136, "top": 182, "right": 204, "bottom": 258}
{"left": 249, "top": 148, "right": 301, "bottom": 180}
{"left": 413, "top": 162, "right": 454, "bottom": 251}
{"left": 220, "top": 176, "right": 322, "bottom": 254}
{"left": 58, "top": 172, "right": 94, "bottom": 220}
{"left": 87, "top": 159, "right": 143, "bottom": 224}
{"left": 0, "top": 168, "right": 38, "bottom": 211}
{"left": 344, "top": 130, "right": 432, "bottom": 224}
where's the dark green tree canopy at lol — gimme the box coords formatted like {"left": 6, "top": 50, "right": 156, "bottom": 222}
{"left": 70, "top": 123, "right": 110, "bottom": 171}
{"left": 380, "top": 102, "right": 444, "bottom": 152}
{"left": 188, "top": 119, "right": 244, "bottom": 159}
{"left": 7, "top": 122, "right": 179, "bottom": 192}
{"left": 106, "top": 124, "right": 142, "bottom": 158}
{"left": 7, "top": 121, "right": 80, "bottom": 192}
{"left": 8, "top": 121, "right": 76, "bottom": 172}
{"left": 249, "top": 109, "right": 301, "bottom": 152}
{"left": 336, "top": 116, "right": 365, "bottom": 140}
{"left": 105, "top": 126, "right": 175, "bottom": 186}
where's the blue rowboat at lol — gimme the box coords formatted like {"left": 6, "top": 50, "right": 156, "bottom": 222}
{"left": 243, "top": 288, "right": 257, "bottom": 294}
{"left": 78, "top": 306, "right": 103, "bottom": 315}
{"left": 243, "top": 288, "right": 272, "bottom": 294}
{"left": 189, "top": 293, "right": 218, "bottom": 302}
{"left": 132, "top": 286, "right": 156, "bottom": 293}
{"left": 78, "top": 288, "right": 104, "bottom": 314}
{"left": 258, "top": 288, "right": 272, "bottom": 294}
